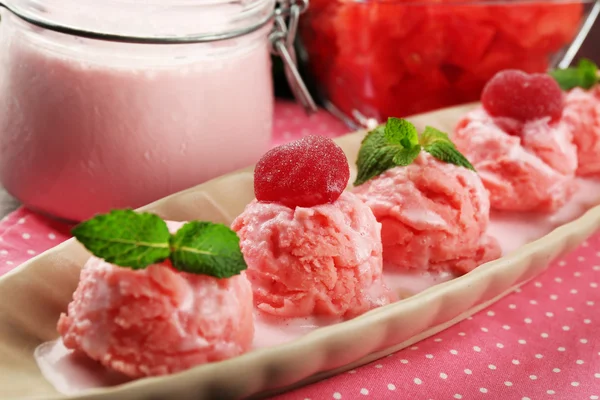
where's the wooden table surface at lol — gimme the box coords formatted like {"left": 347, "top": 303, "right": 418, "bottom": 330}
{"left": 3, "top": 22, "right": 599, "bottom": 219}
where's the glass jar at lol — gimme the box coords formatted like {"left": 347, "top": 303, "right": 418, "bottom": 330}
{"left": 0, "top": 0, "right": 280, "bottom": 222}
{"left": 299, "top": 0, "right": 598, "bottom": 127}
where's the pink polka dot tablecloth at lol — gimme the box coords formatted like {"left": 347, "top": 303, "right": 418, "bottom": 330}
{"left": 1, "top": 101, "right": 600, "bottom": 400}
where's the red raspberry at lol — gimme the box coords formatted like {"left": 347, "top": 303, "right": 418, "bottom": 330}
{"left": 254, "top": 135, "right": 350, "bottom": 208}
{"left": 481, "top": 69, "right": 564, "bottom": 122}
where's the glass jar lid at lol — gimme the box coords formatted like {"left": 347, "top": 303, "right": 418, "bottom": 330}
{"left": 4, "top": 0, "right": 275, "bottom": 43}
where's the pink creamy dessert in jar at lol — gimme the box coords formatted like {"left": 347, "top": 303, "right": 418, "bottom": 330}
{"left": 0, "top": 1, "right": 275, "bottom": 222}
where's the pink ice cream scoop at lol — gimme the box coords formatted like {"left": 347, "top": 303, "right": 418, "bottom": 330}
{"left": 57, "top": 222, "right": 254, "bottom": 378}
{"left": 453, "top": 108, "right": 578, "bottom": 212}
{"left": 562, "top": 88, "right": 600, "bottom": 176}
{"left": 231, "top": 192, "right": 395, "bottom": 319}
{"left": 353, "top": 152, "right": 501, "bottom": 274}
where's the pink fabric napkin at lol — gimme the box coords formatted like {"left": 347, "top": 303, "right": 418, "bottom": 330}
{"left": 1, "top": 101, "right": 598, "bottom": 399}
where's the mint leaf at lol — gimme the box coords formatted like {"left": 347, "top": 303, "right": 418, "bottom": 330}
{"left": 71, "top": 209, "right": 171, "bottom": 269}
{"left": 420, "top": 126, "right": 475, "bottom": 171}
{"left": 385, "top": 117, "right": 419, "bottom": 148}
{"left": 170, "top": 221, "right": 247, "bottom": 279}
{"left": 550, "top": 58, "right": 599, "bottom": 90}
{"left": 354, "top": 120, "right": 422, "bottom": 186}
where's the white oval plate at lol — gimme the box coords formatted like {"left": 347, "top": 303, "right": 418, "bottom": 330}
{"left": 1, "top": 104, "right": 599, "bottom": 400}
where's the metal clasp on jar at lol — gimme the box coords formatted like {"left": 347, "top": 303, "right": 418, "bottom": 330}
{"left": 270, "top": 0, "right": 317, "bottom": 114}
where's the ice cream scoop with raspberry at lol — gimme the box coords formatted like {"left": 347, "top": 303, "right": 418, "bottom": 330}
{"left": 453, "top": 70, "right": 578, "bottom": 212}
{"left": 232, "top": 135, "right": 395, "bottom": 319}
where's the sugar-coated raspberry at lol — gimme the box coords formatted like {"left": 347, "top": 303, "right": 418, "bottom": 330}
{"left": 254, "top": 135, "right": 350, "bottom": 208}
{"left": 481, "top": 69, "right": 564, "bottom": 122}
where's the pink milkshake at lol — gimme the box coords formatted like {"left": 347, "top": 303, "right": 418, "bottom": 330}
{"left": 0, "top": 3, "right": 274, "bottom": 221}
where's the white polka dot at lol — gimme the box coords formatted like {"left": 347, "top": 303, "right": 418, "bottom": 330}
{"left": 518, "top": 339, "right": 527, "bottom": 344}
{"left": 581, "top": 338, "right": 589, "bottom": 343}
{"left": 497, "top": 343, "right": 504, "bottom": 348}
{"left": 473, "top": 346, "right": 481, "bottom": 352}
{"left": 0, "top": 250, "right": 7, "bottom": 255}
{"left": 333, "top": 393, "right": 342, "bottom": 399}
{"left": 541, "top": 333, "right": 549, "bottom": 338}
{"left": 454, "top": 395, "right": 462, "bottom": 399}
{"left": 566, "top": 307, "right": 575, "bottom": 312}
{"left": 512, "top": 359, "right": 520, "bottom": 365}
{"left": 546, "top": 312, "right": 554, "bottom": 317}
{"left": 502, "top": 325, "right": 511, "bottom": 330}
{"left": 530, "top": 300, "right": 538, "bottom": 305}
{"left": 535, "top": 354, "right": 544, "bottom": 359}
{"left": 523, "top": 398, "right": 531, "bottom": 400}
{"left": 440, "top": 373, "right": 448, "bottom": 379}
{"left": 553, "top": 368, "right": 561, "bottom": 373}
{"left": 595, "top": 373, "right": 600, "bottom": 378}
{"left": 464, "top": 369, "right": 472, "bottom": 375}
{"left": 387, "top": 384, "right": 396, "bottom": 391}
{"left": 530, "top": 375, "right": 537, "bottom": 380}
{"left": 400, "top": 359, "right": 409, "bottom": 364}
{"left": 425, "top": 354, "right": 434, "bottom": 359}
{"left": 575, "top": 271, "right": 583, "bottom": 277}
{"left": 375, "top": 364, "right": 383, "bottom": 368}
{"left": 572, "top": 382, "right": 580, "bottom": 387}
{"left": 591, "top": 283, "right": 598, "bottom": 288}
{"left": 17, "top": 218, "right": 25, "bottom": 224}
{"left": 534, "top": 282, "right": 542, "bottom": 287}
{"left": 571, "top": 289, "right": 578, "bottom": 294}
{"left": 594, "top": 265, "right": 600, "bottom": 271}
{"left": 558, "top": 347, "right": 566, "bottom": 352}
{"left": 360, "top": 388, "right": 369, "bottom": 395}
{"left": 587, "top": 301, "right": 595, "bottom": 306}
{"left": 434, "top": 338, "right": 442, "bottom": 342}
{"left": 591, "top": 396, "right": 599, "bottom": 400}
{"left": 414, "top": 378, "right": 422, "bottom": 385}
{"left": 559, "top": 260, "right": 567, "bottom": 266}
{"left": 48, "top": 233, "right": 56, "bottom": 240}
{"left": 348, "top": 370, "right": 356, "bottom": 374}
{"left": 548, "top": 390, "right": 555, "bottom": 395}
{"left": 5, "top": 260, "right": 13, "bottom": 265}
{"left": 22, "top": 233, "right": 30, "bottom": 240}
{"left": 450, "top": 349, "right": 458, "bottom": 355}
{"left": 509, "top": 304, "right": 517, "bottom": 309}
{"left": 505, "top": 381, "right": 513, "bottom": 387}
{"left": 410, "top": 346, "right": 418, "bottom": 350}
{"left": 481, "top": 327, "right": 489, "bottom": 332}
{"left": 515, "top": 288, "right": 522, "bottom": 293}
{"left": 467, "top": 316, "right": 473, "bottom": 320}
{"left": 480, "top": 388, "right": 488, "bottom": 393}
{"left": 458, "top": 332, "right": 466, "bottom": 336}
{"left": 583, "top": 241, "right": 590, "bottom": 247}
{"left": 563, "top": 326, "right": 570, "bottom": 331}
{"left": 26, "top": 249, "right": 36, "bottom": 255}
{"left": 555, "top": 277, "right": 563, "bottom": 283}
{"left": 584, "top": 319, "right": 592, "bottom": 324}
{"left": 488, "top": 364, "right": 497, "bottom": 370}
{"left": 550, "top": 294, "right": 558, "bottom": 300}
{"left": 578, "top": 256, "right": 586, "bottom": 261}
{"left": 487, "top": 311, "right": 495, "bottom": 316}
{"left": 524, "top": 318, "right": 532, "bottom": 324}
{"left": 577, "top": 360, "right": 584, "bottom": 365}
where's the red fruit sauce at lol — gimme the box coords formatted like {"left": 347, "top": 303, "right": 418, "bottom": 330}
{"left": 299, "top": 1, "right": 583, "bottom": 121}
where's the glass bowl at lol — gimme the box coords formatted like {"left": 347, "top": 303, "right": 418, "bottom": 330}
{"left": 298, "top": 0, "right": 599, "bottom": 127}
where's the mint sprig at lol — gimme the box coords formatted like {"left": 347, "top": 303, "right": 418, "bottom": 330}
{"left": 354, "top": 118, "right": 421, "bottom": 185}
{"left": 354, "top": 118, "right": 475, "bottom": 186}
{"left": 550, "top": 58, "right": 599, "bottom": 91}
{"left": 72, "top": 209, "right": 247, "bottom": 279}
